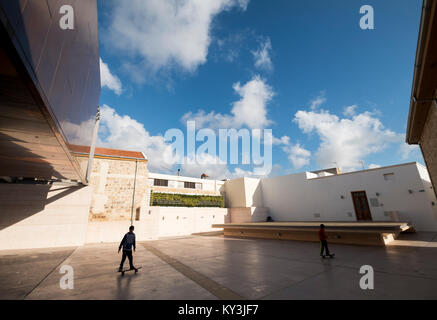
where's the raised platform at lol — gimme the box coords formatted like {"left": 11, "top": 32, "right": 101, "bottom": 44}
{"left": 212, "top": 221, "right": 416, "bottom": 246}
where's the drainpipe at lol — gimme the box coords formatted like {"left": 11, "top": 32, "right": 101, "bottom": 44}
{"left": 86, "top": 106, "right": 101, "bottom": 184}
{"left": 130, "top": 159, "right": 139, "bottom": 225}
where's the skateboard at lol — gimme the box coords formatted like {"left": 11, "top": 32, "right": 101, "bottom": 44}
{"left": 321, "top": 254, "right": 335, "bottom": 259}
{"left": 118, "top": 266, "right": 142, "bottom": 276}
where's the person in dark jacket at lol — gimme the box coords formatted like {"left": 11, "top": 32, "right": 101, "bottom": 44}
{"left": 318, "top": 224, "right": 334, "bottom": 258}
{"left": 118, "top": 225, "right": 137, "bottom": 271}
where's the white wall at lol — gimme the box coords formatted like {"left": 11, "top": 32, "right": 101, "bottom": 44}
{"left": 152, "top": 207, "right": 229, "bottom": 237}
{"left": 417, "top": 163, "right": 437, "bottom": 223}
{"left": 0, "top": 183, "right": 91, "bottom": 250}
{"left": 228, "top": 207, "right": 268, "bottom": 223}
{"left": 243, "top": 178, "right": 263, "bottom": 207}
{"left": 224, "top": 177, "right": 263, "bottom": 208}
{"left": 85, "top": 207, "right": 229, "bottom": 243}
{"left": 224, "top": 178, "right": 247, "bottom": 208}
{"left": 259, "top": 163, "right": 437, "bottom": 231}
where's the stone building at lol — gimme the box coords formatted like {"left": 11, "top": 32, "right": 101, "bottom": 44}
{"left": 407, "top": 0, "right": 437, "bottom": 197}
{"left": 71, "top": 145, "right": 148, "bottom": 222}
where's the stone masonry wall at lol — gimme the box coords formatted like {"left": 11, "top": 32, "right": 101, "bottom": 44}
{"left": 75, "top": 157, "right": 148, "bottom": 221}
{"left": 421, "top": 105, "right": 437, "bottom": 198}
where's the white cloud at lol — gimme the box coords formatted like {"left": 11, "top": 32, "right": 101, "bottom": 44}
{"left": 368, "top": 164, "right": 381, "bottom": 169}
{"left": 98, "top": 105, "right": 177, "bottom": 171}
{"left": 181, "top": 153, "right": 231, "bottom": 180}
{"left": 180, "top": 153, "right": 270, "bottom": 180}
{"left": 181, "top": 110, "right": 234, "bottom": 130}
{"left": 273, "top": 135, "right": 290, "bottom": 146}
{"left": 100, "top": 58, "right": 122, "bottom": 95}
{"left": 282, "top": 143, "right": 311, "bottom": 169}
{"left": 236, "top": 0, "right": 250, "bottom": 10}
{"left": 231, "top": 76, "right": 274, "bottom": 128}
{"left": 399, "top": 142, "right": 420, "bottom": 160}
{"left": 309, "top": 94, "right": 327, "bottom": 110}
{"left": 215, "top": 31, "right": 248, "bottom": 63}
{"left": 64, "top": 104, "right": 279, "bottom": 179}
{"left": 182, "top": 75, "right": 274, "bottom": 129}
{"left": 252, "top": 37, "right": 273, "bottom": 71}
{"left": 106, "top": 0, "right": 249, "bottom": 82}
{"left": 343, "top": 105, "right": 358, "bottom": 117}
{"left": 294, "top": 108, "right": 401, "bottom": 172}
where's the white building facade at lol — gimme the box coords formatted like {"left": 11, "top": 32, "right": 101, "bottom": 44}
{"left": 148, "top": 172, "right": 225, "bottom": 197}
{"left": 225, "top": 162, "right": 437, "bottom": 232}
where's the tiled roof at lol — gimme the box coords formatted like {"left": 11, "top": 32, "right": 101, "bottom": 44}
{"left": 69, "top": 144, "right": 146, "bottom": 160}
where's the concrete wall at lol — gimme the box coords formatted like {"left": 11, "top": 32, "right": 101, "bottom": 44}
{"left": 225, "top": 177, "right": 263, "bottom": 208}
{"left": 224, "top": 178, "right": 248, "bottom": 208}
{"left": 243, "top": 178, "right": 263, "bottom": 207}
{"left": 150, "top": 207, "right": 229, "bottom": 238}
{"left": 260, "top": 163, "right": 437, "bottom": 231}
{"left": 228, "top": 207, "right": 268, "bottom": 223}
{"left": 85, "top": 207, "right": 230, "bottom": 243}
{"left": 420, "top": 105, "right": 437, "bottom": 198}
{"left": 76, "top": 157, "right": 148, "bottom": 221}
{"left": 0, "top": 183, "right": 91, "bottom": 250}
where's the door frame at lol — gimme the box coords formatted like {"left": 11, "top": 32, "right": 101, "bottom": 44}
{"left": 351, "top": 190, "right": 373, "bottom": 221}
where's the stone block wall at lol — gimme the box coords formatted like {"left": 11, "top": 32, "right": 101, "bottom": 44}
{"left": 75, "top": 157, "right": 148, "bottom": 221}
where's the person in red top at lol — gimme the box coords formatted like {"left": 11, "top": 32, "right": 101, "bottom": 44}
{"left": 319, "top": 224, "right": 334, "bottom": 258}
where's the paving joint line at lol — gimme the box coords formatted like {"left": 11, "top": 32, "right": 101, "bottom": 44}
{"left": 23, "top": 247, "right": 78, "bottom": 300}
{"left": 142, "top": 242, "right": 245, "bottom": 300}
{"left": 150, "top": 237, "right": 437, "bottom": 282}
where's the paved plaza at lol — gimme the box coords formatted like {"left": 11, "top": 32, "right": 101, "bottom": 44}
{"left": 1, "top": 233, "right": 437, "bottom": 300}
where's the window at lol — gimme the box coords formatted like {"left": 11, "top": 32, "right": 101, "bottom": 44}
{"left": 154, "top": 179, "right": 168, "bottom": 187}
{"left": 383, "top": 173, "right": 395, "bottom": 181}
{"left": 184, "top": 181, "right": 195, "bottom": 189}
{"left": 135, "top": 208, "right": 141, "bottom": 221}
{"left": 369, "top": 198, "right": 379, "bottom": 207}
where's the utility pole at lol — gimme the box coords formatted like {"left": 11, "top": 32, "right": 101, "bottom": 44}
{"left": 130, "top": 159, "right": 138, "bottom": 226}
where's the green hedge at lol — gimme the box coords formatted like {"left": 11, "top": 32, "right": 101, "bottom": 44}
{"left": 150, "top": 192, "right": 224, "bottom": 208}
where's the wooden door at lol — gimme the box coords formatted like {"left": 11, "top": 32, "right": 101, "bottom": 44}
{"left": 351, "top": 191, "right": 372, "bottom": 221}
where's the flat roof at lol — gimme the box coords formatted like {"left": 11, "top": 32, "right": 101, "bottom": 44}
{"left": 306, "top": 162, "right": 421, "bottom": 181}
{"left": 149, "top": 172, "right": 223, "bottom": 183}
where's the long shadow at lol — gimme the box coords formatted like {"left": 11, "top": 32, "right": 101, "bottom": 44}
{"left": 0, "top": 131, "right": 86, "bottom": 231}
{"left": 0, "top": 2, "right": 89, "bottom": 233}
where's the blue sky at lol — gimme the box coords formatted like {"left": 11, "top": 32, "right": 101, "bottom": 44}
{"left": 96, "top": 0, "right": 423, "bottom": 179}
